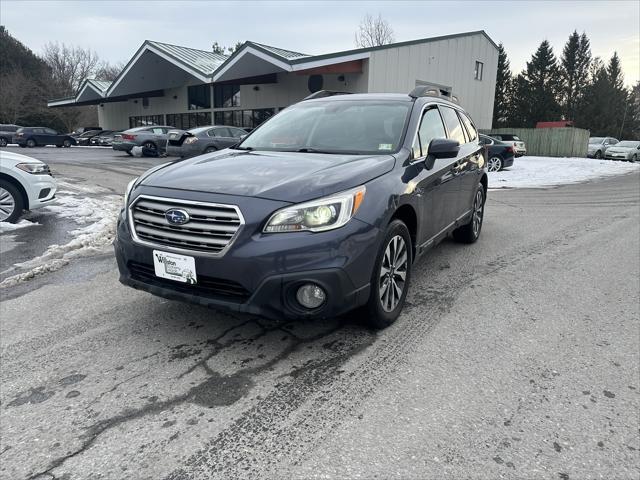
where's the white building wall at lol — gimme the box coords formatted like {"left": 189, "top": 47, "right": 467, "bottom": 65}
{"left": 367, "top": 34, "right": 498, "bottom": 129}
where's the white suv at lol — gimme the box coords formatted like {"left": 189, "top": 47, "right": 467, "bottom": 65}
{"left": 0, "top": 150, "right": 57, "bottom": 223}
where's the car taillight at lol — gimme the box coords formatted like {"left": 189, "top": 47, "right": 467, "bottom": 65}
{"left": 506, "top": 146, "right": 514, "bottom": 153}
{"left": 122, "top": 134, "right": 136, "bottom": 141}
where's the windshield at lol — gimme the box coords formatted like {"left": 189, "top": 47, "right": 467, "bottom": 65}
{"left": 238, "top": 100, "right": 412, "bottom": 154}
{"left": 616, "top": 141, "right": 639, "bottom": 148}
{"left": 589, "top": 137, "right": 604, "bottom": 144}
{"left": 187, "top": 126, "right": 211, "bottom": 135}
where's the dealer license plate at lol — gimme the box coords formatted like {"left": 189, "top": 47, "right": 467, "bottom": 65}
{"left": 153, "top": 250, "right": 197, "bottom": 284}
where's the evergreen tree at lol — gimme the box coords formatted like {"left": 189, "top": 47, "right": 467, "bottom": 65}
{"left": 510, "top": 40, "right": 563, "bottom": 127}
{"left": 560, "top": 31, "right": 591, "bottom": 121}
{"left": 492, "top": 43, "right": 511, "bottom": 128}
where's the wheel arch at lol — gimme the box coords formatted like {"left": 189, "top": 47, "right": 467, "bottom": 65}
{"left": 480, "top": 173, "right": 488, "bottom": 195}
{"left": 389, "top": 203, "right": 418, "bottom": 261}
{"left": 0, "top": 172, "right": 29, "bottom": 209}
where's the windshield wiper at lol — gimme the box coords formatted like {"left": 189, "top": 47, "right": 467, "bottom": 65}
{"left": 231, "top": 145, "right": 253, "bottom": 151}
{"left": 295, "top": 147, "right": 337, "bottom": 154}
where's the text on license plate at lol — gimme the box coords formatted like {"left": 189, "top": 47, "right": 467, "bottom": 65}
{"left": 153, "top": 250, "right": 197, "bottom": 284}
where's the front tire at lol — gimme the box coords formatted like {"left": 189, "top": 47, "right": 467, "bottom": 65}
{"left": 0, "top": 180, "right": 24, "bottom": 223}
{"left": 487, "top": 156, "right": 503, "bottom": 172}
{"left": 595, "top": 150, "right": 602, "bottom": 159}
{"left": 363, "top": 219, "right": 412, "bottom": 329}
{"left": 631, "top": 154, "right": 637, "bottom": 162}
{"left": 26, "top": 138, "right": 36, "bottom": 148}
{"left": 63, "top": 139, "right": 71, "bottom": 148}
{"left": 0, "top": 137, "right": 7, "bottom": 147}
{"left": 453, "top": 183, "right": 485, "bottom": 244}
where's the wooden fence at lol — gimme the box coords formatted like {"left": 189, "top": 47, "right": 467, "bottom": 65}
{"left": 481, "top": 127, "right": 590, "bottom": 157}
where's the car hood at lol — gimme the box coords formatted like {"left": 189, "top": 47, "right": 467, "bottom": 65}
{"left": 0, "top": 150, "right": 45, "bottom": 167}
{"left": 142, "top": 149, "right": 396, "bottom": 203}
{"left": 606, "top": 147, "right": 633, "bottom": 152}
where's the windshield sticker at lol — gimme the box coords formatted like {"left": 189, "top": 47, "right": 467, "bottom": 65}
{"left": 378, "top": 143, "right": 393, "bottom": 151}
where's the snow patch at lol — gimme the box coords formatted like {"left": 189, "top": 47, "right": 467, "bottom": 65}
{"left": 0, "top": 191, "right": 121, "bottom": 288}
{"left": 0, "top": 219, "right": 39, "bottom": 233}
{"left": 489, "top": 156, "right": 639, "bottom": 190}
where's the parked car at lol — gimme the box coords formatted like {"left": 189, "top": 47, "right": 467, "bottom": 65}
{"left": 112, "top": 126, "right": 181, "bottom": 156}
{"left": 74, "top": 130, "right": 103, "bottom": 146}
{"left": 14, "top": 127, "right": 76, "bottom": 148}
{"left": 115, "top": 88, "right": 488, "bottom": 329}
{"left": 89, "top": 130, "right": 119, "bottom": 146}
{"left": 166, "top": 125, "right": 247, "bottom": 157}
{"left": 71, "top": 126, "right": 102, "bottom": 136}
{"left": 603, "top": 140, "right": 639, "bottom": 162}
{"left": 0, "top": 124, "right": 22, "bottom": 147}
{"left": 479, "top": 134, "right": 515, "bottom": 172}
{"left": 588, "top": 136, "right": 619, "bottom": 158}
{"left": 488, "top": 133, "right": 526, "bottom": 157}
{"left": 0, "top": 150, "right": 57, "bottom": 223}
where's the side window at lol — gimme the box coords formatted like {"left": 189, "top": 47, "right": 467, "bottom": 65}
{"left": 45, "top": 129, "right": 57, "bottom": 135}
{"left": 459, "top": 112, "right": 478, "bottom": 141}
{"left": 412, "top": 107, "right": 447, "bottom": 158}
{"left": 230, "top": 128, "right": 246, "bottom": 138}
{"left": 439, "top": 106, "right": 466, "bottom": 144}
{"left": 213, "top": 128, "right": 232, "bottom": 137}
{"left": 151, "top": 127, "right": 164, "bottom": 134}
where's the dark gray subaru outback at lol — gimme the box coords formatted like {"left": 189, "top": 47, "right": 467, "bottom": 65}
{"left": 115, "top": 88, "right": 487, "bottom": 328}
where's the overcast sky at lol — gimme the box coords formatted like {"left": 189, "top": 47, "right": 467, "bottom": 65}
{"left": 2, "top": 0, "right": 638, "bottom": 86}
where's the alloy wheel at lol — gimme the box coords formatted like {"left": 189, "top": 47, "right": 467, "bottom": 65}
{"left": 0, "top": 138, "right": 7, "bottom": 147}
{"left": 487, "top": 157, "right": 502, "bottom": 172}
{"left": 0, "top": 187, "right": 16, "bottom": 222}
{"left": 472, "top": 188, "right": 484, "bottom": 238}
{"left": 379, "top": 235, "right": 408, "bottom": 312}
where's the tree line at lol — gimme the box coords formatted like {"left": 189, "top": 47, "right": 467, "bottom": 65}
{"left": 493, "top": 31, "right": 639, "bottom": 139}
{"left": 0, "top": 26, "right": 123, "bottom": 132}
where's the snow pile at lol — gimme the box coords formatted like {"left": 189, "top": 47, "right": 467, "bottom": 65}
{"left": 0, "top": 219, "right": 39, "bottom": 233}
{"left": 490, "top": 156, "right": 639, "bottom": 189}
{"left": 0, "top": 191, "right": 122, "bottom": 288}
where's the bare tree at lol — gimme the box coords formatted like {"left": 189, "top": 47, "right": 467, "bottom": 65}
{"left": 354, "top": 13, "right": 395, "bottom": 48}
{"left": 0, "top": 70, "right": 42, "bottom": 123}
{"left": 42, "top": 42, "right": 101, "bottom": 96}
{"left": 94, "top": 61, "right": 125, "bottom": 82}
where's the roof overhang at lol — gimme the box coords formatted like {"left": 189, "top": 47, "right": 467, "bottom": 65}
{"left": 107, "top": 43, "right": 210, "bottom": 97}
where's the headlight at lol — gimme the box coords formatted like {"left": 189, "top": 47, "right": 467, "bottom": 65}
{"left": 123, "top": 178, "right": 138, "bottom": 208}
{"left": 16, "top": 163, "right": 51, "bottom": 175}
{"left": 263, "top": 186, "right": 366, "bottom": 233}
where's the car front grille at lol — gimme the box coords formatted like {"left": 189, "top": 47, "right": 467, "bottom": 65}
{"left": 127, "top": 261, "right": 250, "bottom": 302}
{"left": 129, "top": 195, "right": 244, "bottom": 256}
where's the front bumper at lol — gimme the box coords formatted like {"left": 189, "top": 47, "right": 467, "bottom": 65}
{"left": 26, "top": 176, "right": 57, "bottom": 210}
{"left": 113, "top": 189, "right": 380, "bottom": 320}
{"left": 604, "top": 153, "right": 630, "bottom": 160}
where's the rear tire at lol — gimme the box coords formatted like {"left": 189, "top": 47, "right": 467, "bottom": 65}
{"left": 631, "top": 154, "right": 638, "bottom": 162}
{"left": 0, "top": 180, "right": 24, "bottom": 224}
{"left": 595, "top": 150, "right": 602, "bottom": 159}
{"left": 26, "top": 138, "right": 36, "bottom": 148}
{"left": 363, "top": 219, "right": 413, "bottom": 329}
{"left": 487, "top": 156, "right": 502, "bottom": 172}
{"left": 63, "top": 139, "right": 71, "bottom": 148}
{"left": 0, "top": 137, "right": 7, "bottom": 147}
{"left": 453, "top": 183, "right": 485, "bottom": 244}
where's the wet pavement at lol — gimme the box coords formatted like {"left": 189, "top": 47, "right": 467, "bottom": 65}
{"left": 0, "top": 146, "right": 638, "bottom": 479}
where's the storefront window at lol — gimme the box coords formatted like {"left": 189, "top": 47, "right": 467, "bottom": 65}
{"left": 129, "top": 115, "right": 164, "bottom": 128}
{"left": 166, "top": 112, "right": 212, "bottom": 130}
{"left": 214, "top": 84, "right": 240, "bottom": 108}
{"left": 213, "top": 108, "right": 275, "bottom": 129}
{"left": 188, "top": 85, "right": 211, "bottom": 110}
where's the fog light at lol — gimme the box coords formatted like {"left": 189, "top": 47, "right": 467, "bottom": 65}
{"left": 296, "top": 283, "right": 326, "bottom": 309}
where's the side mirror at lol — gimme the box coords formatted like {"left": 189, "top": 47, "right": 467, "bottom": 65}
{"left": 424, "top": 138, "right": 459, "bottom": 170}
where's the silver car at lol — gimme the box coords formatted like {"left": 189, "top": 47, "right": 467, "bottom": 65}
{"left": 112, "top": 126, "right": 184, "bottom": 156}
{"left": 603, "top": 140, "right": 639, "bottom": 162}
{"left": 587, "top": 137, "right": 618, "bottom": 159}
{"left": 166, "top": 125, "right": 247, "bottom": 157}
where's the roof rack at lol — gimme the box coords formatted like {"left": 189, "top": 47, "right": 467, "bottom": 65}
{"left": 303, "top": 90, "right": 353, "bottom": 100}
{"left": 409, "top": 85, "right": 459, "bottom": 104}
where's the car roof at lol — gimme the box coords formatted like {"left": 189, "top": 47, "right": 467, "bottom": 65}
{"left": 301, "top": 92, "right": 466, "bottom": 111}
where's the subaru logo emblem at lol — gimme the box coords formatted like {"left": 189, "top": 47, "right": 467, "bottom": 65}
{"left": 165, "top": 208, "right": 190, "bottom": 225}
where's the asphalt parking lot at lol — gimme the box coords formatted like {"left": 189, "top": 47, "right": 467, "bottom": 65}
{"left": 1, "top": 146, "right": 639, "bottom": 480}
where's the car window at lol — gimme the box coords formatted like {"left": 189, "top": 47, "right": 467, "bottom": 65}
{"left": 151, "top": 128, "right": 164, "bottom": 134}
{"left": 239, "top": 100, "right": 411, "bottom": 155}
{"left": 479, "top": 135, "right": 492, "bottom": 145}
{"left": 439, "top": 106, "right": 466, "bottom": 144}
{"left": 458, "top": 112, "right": 477, "bottom": 141}
{"left": 213, "top": 127, "right": 232, "bottom": 137}
{"left": 229, "top": 128, "right": 246, "bottom": 138}
{"left": 45, "top": 129, "right": 57, "bottom": 135}
{"left": 413, "top": 107, "right": 447, "bottom": 158}
{"left": 33, "top": 128, "right": 45, "bottom": 134}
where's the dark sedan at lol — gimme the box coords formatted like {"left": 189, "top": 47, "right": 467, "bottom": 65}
{"left": 14, "top": 127, "right": 76, "bottom": 148}
{"left": 166, "top": 125, "right": 247, "bottom": 157}
{"left": 479, "top": 134, "right": 515, "bottom": 172}
{"left": 74, "top": 130, "right": 103, "bottom": 146}
{"left": 89, "top": 130, "right": 119, "bottom": 146}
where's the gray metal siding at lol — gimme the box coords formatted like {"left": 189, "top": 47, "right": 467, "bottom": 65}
{"left": 367, "top": 34, "right": 498, "bottom": 129}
